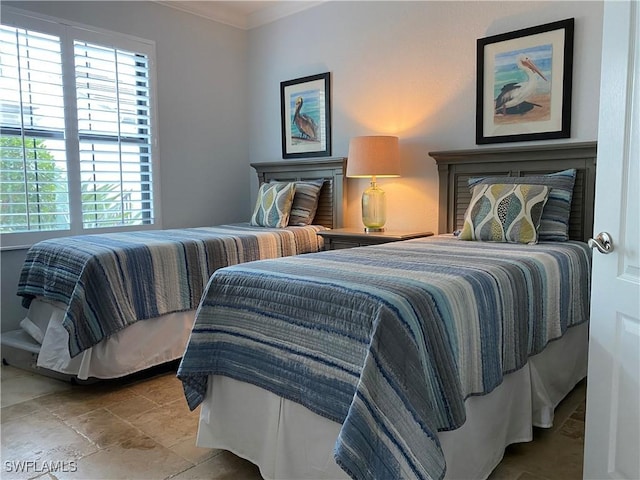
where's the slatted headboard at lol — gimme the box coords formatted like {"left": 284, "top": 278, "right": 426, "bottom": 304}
{"left": 429, "top": 142, "right": 597, "bottom": 242}
{"left": 251, "top": 157, "right": 347, "bottom": 229}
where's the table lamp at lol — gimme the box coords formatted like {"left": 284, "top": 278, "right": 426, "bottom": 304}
{"left": 346, "top": 136, "right": 400, "bottom": 232}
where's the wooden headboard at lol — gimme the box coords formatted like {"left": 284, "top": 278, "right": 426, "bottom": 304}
{"left": 429, "top": 142, "right": 597, "bottom": 242}
{"left": 251, "top": 157, "right": 347, "bottom": 229}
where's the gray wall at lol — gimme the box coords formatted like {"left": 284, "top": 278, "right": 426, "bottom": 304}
{"left": 247, "top": 1, "right": 604, "bottom": 230}
{"left": 0, "top": 1, "right": 605, "bottom": 332}
{"left": 1, "top": 1, "right": 250, "bottom": 331}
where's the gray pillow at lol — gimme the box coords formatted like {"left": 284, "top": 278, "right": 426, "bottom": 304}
{"left": 271, "top": 178, "right": 324, "bottom": 227}
{"left": 468, "top": 169, "right": 576, "bottom": 241}
{"left": 286, "top": 179, "right": 325, "bottom": 226}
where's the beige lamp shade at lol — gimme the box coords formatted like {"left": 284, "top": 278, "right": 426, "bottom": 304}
{"left": 346, "top": 136, "right": 400, "bottom": 178}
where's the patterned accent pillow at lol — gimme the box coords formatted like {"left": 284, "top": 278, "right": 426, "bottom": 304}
{"left": 459, "top": 183, "right": 550, "bottom": 244}
{"left": 468, "top": 169, "right": 576, "bottom": 241}
{"left": 286, "top": 179, "right": 325, "bottom": 226}
{"left": 250, "top": 182, "right": 296, "bottom": 228}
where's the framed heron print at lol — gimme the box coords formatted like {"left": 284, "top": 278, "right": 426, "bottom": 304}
{"left": 281, "top": 72, "right": 331, "bottom": 158}
{"left": 476, "top": 18, "right": 574, "bottom": 144}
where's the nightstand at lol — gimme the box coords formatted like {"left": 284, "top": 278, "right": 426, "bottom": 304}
{"left": 317, "top": 227, "right": 434, "bottom": 250}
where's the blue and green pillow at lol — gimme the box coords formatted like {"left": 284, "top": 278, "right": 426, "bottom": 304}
{"left": 468, "top": 169, "right": 576, "bottom": 241}
{"left": 459, "top": 183, "right": 550, "bottom": 244}
{"left": 250, "top": 182, "right": 296, "bottom": 228}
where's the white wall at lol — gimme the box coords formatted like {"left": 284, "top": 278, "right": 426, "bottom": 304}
{"left": 1, "top": 1, "right": 250, "bottom": 331}
{"left": 248, "top": 1, "right": 604, "bottom": 231}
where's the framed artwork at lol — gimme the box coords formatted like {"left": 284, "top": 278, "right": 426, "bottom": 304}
{"left": 476, "top": 18, "right": 574, "bottom": 144}
{"left": 280, "top": 72, "right": 331, "bottom": 158}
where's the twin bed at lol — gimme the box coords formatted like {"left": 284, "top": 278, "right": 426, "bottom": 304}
{"left": 176, "top": 142, "right": 597, "bottom": 480}
{"left": 2, "top": 157, "right": 346, "bottom": 380}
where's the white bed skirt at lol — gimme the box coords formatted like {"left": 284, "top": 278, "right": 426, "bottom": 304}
{"left": 196, "top": 322, "right": 589, "bottom": 480}
{"left": 20, "top": 299, "right": 195, "bottom": 380}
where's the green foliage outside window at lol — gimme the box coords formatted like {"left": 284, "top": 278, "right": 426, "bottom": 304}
{"left": 1, "top": 136, "right": 142, "bottom": 233}
{"left": 0, "top": 135, "right": 66, "bottom": 232}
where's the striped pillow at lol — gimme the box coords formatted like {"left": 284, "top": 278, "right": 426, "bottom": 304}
{"left": 250, "top": 182, "right": 296, "bottom": 228}
{"left": 287, "top": 179, "right": 324, "bottom": 226}
{"left": 459, "top": 183, "right": 550, "bottom": 244}
{"left": 468, "top": 169, "right": 576, "bottom": 241}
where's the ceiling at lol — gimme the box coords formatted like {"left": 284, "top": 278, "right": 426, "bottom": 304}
{"left": 156, "top": 1, "right": 324, "bottom": 30}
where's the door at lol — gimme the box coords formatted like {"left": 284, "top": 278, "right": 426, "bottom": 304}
{"left": 583, "top": 1, "right": 640, "bottom": 479}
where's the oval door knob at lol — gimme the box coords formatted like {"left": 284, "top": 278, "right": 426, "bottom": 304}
{"left": 588, "top": 232, "right": 614, "bottom": 254}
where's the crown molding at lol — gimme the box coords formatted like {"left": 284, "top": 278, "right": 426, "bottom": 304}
{"left": 246, "top": 1, "right": 324, "bottom": 30}
{"left": 155, "top": 1, "right": 324, "bottom": 30}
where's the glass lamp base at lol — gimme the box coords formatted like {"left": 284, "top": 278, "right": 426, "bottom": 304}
{"left": 361, "top": 181, "right": 387, "bottom": 231}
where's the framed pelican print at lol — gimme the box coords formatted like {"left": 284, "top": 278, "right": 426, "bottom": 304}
{"left": 281, "top": 72, "right": 331, "bottom": 158}
{"left": 476, "top": 18, "right": 574, "bottom": 144}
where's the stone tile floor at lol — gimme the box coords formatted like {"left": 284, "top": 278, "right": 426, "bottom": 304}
{"left": 0, "top": 363, "right": 586, "bottom": 479}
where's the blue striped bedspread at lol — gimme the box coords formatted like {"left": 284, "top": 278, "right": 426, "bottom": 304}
{"left": 17, "top": 223, "right": 325, "bottom": 357}
{"left": 178, "top": 235, "right": 591, "bottom": 480}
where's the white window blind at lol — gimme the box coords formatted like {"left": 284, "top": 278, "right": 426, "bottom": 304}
{"left": 75, "top": 41, "right": 154, "bottom": 229}
{"left": 0, "top": 26, "right": 70, "bottom": 232}
{"left": 0, "top": 9, "right": 159, "bottom": 248}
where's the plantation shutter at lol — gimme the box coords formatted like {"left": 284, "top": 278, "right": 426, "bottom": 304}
{"left": 1, "top": 9, "right": 159, "bottom": 247}
{"left": 74, "top": 41, "right": 154, "bottom": 228}
{"left": 0, "top": 26, "right": 70, "bottom": 233}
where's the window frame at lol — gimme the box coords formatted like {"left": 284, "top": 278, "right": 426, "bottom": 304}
{"left": 0, "top": 7, "right": 162, "bottom": 250}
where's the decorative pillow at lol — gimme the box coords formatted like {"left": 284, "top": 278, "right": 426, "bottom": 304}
{"left": 459, "top": 183, "right": 550, "bottom": 244}
{"left": 250, "top": 182, "right": 296, "bottom": 228}
{"left": 286, "top": 179, "right": 325, "bottom": 226}
{"left": 468, "top": 169, "right": 576, "bottom": 241}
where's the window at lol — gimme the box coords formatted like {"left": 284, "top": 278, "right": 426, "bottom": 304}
{"left": 0, "top": 26, "right": 69, "bottom": 233}
{"left": 0, "top": 9, "right": 159, "bottom": 248}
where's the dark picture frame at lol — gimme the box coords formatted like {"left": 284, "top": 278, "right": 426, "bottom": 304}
{"left": 280, "top": 72, "right": 331, "bottom": 158}
{"left": 476, "top": 18, "right": 574, "bottom": 144}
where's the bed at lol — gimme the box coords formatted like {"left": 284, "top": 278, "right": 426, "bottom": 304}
{"left": 1, "top": 157, "right": 346, "bottom": 381}
{"left": 177, "top": 142, "right": 597, "bottom": 480}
